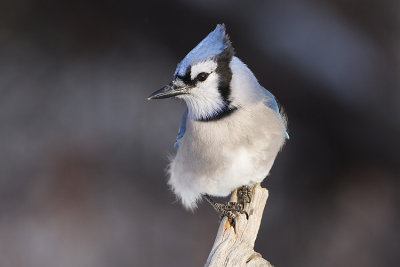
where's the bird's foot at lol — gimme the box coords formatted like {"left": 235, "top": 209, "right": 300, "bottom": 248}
{"left": 237, "top": 185, "right": 252, "bottom": 207}
{"left": 215, "top": 201, "right": 249, "bottom": 222}
{"left": 204, "top": 195, "right": 249, "bottom": 224}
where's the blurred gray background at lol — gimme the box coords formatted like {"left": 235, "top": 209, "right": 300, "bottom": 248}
{"left": 0, "top": 0, "right": 399, "bottom": 266}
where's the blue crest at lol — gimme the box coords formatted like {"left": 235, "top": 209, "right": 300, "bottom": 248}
{"left": 175, "top": 24, "right": 231, "bottom": 77}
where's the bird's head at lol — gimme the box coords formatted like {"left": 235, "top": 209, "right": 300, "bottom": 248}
{"left": 148, "top": 24, "right": 239, "bottom": 121}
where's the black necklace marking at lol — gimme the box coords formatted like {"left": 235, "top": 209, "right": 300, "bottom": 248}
{"left": 197, "top": 106, "right": 238, "bottom": 121}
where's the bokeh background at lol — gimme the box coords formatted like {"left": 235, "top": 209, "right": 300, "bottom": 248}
{"left": 1, "top": 0, "right": 399, "bottom": 266}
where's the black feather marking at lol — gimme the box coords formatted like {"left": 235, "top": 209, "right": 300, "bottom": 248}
{"left": 196, "top": 32, "right": 236, "bottom": 122}
{"left": 198, "top": 106, "right": 238, "bottom": 121}
{"left": 176, "top": 67, "right": 195, "bottom": 86}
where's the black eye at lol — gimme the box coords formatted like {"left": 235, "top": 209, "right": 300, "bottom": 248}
{"left": 196, "top": 72, "right": 209, "bottom": 82}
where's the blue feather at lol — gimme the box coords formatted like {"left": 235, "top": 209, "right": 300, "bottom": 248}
{"left": 262, "top": 87, "right": 290, "bottom": 139}
{"left": 174, "top": 107, "right": 188, "bottom": 148}
{"left": 175, "top": 24, "right": 229, "bottom": 77}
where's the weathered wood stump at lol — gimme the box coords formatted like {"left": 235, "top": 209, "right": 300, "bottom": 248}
{"left": 205, "top": 184, "right": 273, "bottom": 267}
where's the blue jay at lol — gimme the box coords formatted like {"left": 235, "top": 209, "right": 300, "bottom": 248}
{"left": 149, "top": 24, "right": 288, "bottom": 219}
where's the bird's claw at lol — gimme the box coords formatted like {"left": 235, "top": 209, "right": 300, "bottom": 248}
{"left": 214, "top": 202, "right": 249, "bottom": 223}
{"left": 237, "top": 185, "right": 252, "bottom": 207}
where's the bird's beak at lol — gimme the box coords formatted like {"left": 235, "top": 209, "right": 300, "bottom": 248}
{"left": 147, "top": 84, "right": 188, "bottom": 100}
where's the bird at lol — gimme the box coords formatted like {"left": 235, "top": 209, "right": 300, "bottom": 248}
{"left": 148, "top": 24, "right": 288, "bottom": 219}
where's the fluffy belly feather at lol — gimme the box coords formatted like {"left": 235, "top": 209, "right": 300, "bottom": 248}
{"left": 168, "top": 103, "right": 286, "bottom": 209}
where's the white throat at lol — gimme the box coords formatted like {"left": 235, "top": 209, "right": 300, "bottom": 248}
{"left": 182, "top": 89, "right": 227, "bottom": 120}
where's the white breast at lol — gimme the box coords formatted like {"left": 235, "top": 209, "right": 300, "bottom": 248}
{"left": 167, "top": 101, "right": 286, "bottom": 210}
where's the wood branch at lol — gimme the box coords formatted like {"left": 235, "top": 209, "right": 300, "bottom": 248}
{"left": 205, "top": 184, "right": 273, "bottom": 267}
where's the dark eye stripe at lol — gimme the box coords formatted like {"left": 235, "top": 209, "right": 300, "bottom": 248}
{"left": 176, "top": 67, "right": 195, "bottom": 86}
{"left": 176, "top": 66, "right": 212, "bottom": 86}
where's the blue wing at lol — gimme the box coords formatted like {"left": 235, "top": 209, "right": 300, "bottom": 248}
{"left": 174, "top": 107, "right": 188, "bottom": 148}
{"left": 262, "top": 87, "right": 290, "bottom": 139}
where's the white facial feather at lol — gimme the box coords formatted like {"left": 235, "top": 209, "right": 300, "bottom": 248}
{"left": 190, "top": 60, "right": 217, "bottom": 79}
{"left": 176, "top": 57, "right": 270, "bottom": 120}
{"left": 177, "top": 60, "right": 225, "bottom": 120}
